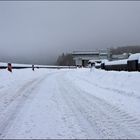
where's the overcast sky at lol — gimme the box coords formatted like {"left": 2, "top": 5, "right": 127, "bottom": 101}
{"left": 0, "top": 1, "right": 140, "bottom": 65}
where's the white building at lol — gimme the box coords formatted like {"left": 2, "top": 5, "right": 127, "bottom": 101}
{"left": 72, "top": 50, "right": 110, "bottom": 67}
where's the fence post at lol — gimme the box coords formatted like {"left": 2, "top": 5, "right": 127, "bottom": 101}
{"left": 32, "top": 65, "right": 35, "bottom": 71}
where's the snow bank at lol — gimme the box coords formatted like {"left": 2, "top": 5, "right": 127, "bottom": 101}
{"left": 66, "top": 68, "right": 140, "bottom": 119}
{"left": 66, "top": 68, "right": 140, "bottom": 98}
{"left": 95, "top": 63, "right": 101, "bottom": 67}
{"left": 0, "top": 62, "right": 7, "bottom": 67}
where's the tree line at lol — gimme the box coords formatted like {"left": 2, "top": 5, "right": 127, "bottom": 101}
{"left": 110, "top": 46, "right": 140, "bottom": 54}
{"left": 56, "top": 46, "right": 140, "bottom": 66}
{"left": 56, "top": 53, "right": 75, "bottom": 66}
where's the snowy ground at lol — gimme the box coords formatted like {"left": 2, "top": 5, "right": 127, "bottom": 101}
{"left": 0, "top": 68, "right": 140, "bottom": 139}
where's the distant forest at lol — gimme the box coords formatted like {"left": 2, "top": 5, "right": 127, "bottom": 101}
{"left": 56, "top": 46, "right": 140, "bottom": 66}
{"left": 56, "top": 53, "right": 75, "bottom": 66}
{"left": 110, "top": 46, "right": 140, "bottom": 54}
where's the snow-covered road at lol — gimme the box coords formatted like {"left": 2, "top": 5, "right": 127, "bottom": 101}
{"left": 0, "top": 68, "right": 140, "bottom": 139}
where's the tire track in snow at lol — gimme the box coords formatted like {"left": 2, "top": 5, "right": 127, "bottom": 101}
{"left": 73, "top": 74, "right": 140, "bottom": 100}
{"left": 48, "top": 77, "right": 88, "bottom": 138}
{"left": 58, "top": 80, "right": 99, "bottom": 138}
{"left": 58, "top": 75, "right": 140, "bottom": 139}
{"left": 78, "top": 90, "right": 140, "bottom": 138}
{"left": 0, "top": 74, "right": 48, "bottom": 138}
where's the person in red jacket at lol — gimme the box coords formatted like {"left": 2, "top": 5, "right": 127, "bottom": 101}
{"left": 7, "top": 63, "right": 12, "bottom": 72}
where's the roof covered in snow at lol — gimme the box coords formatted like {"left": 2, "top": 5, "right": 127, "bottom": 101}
{"left": 128, "top": 53, "right": 140, "bottom": 62}
{"left": 105, "top": 59, "right": 128, "bottom": 65}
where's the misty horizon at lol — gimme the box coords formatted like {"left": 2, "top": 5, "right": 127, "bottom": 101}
{"left": 0, "top": 1, "right": 140, "bottom": 65}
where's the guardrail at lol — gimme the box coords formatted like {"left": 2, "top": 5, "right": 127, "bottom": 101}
{"left": 0, "top": 65, "right": 77, "bottom": 70}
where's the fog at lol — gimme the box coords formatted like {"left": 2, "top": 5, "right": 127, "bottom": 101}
{"left": 0, "top": 1, "right": 140, "bottom": 65}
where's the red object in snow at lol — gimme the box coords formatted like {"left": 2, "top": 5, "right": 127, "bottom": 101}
{"left": 7, "top": 63, "right": 12, "bottom": 72}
